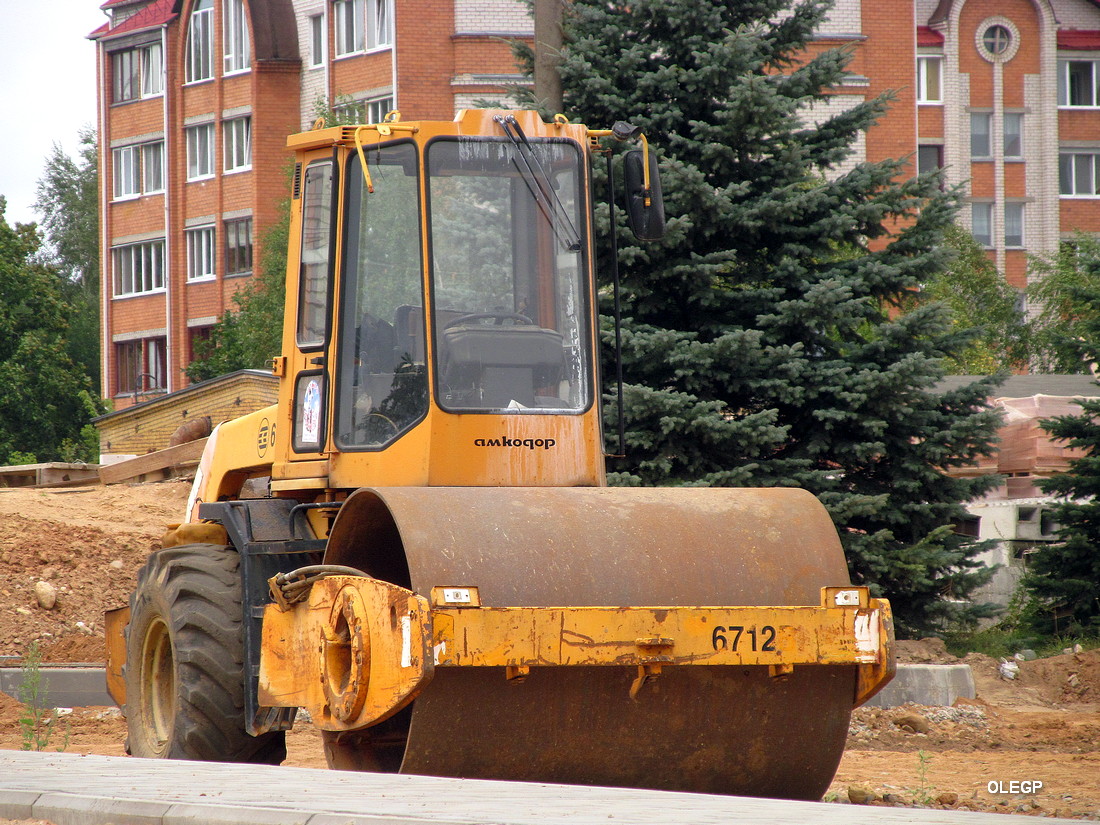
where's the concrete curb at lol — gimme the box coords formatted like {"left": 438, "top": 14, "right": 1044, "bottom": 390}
{"left": 0, "top": 751, "right": 1081, "bottom": 825}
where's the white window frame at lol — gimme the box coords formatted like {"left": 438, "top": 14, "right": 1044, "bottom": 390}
{"left": 366, "top": 0, "right": 393, "bottom": 51}
{"left": 112, "top": 240, "right": 166, "bottom": 297}
{"left": 334, "top": 0, "right": 365, "bottom": 56}
{"left": 365, "top": 96, "right": 394, "bottom": 123}
{"left": 970, "top": 112, "right": 992, "bottom": 158}
{"left": 141, "top": 42, "right": 163, "bottom": 96}
{"left": 186, "top": 226, "right": 217, "bottom": 281}
{"left": 223, "top": 0, "right": 251, "bottom": 74}
{"left": 1005, "top": 202, "right": 1024, "bottom": 248}
{"left": 1003, "top": 112, "right": 1023, "bottom": 158}
{"left": 142, "top": 141, "right": 165, "bottom": 194}
{"left": 1060, "top": 151, "right": 1100, "bottom": 197}
{"left": 224, "top": 116, "right": 252, "bottom": 173}
{"left": 310, "top": 13, "right": 325, "bottom": 67}
{"left": 971, "top": 202, "right": 993, "bottom": 248}
{"left": 916, "top": 55, "right": 942, "bottom": 104}
{"left": 186, "top": 123, "right": 216, "bottom": 181}
{"left": 112, "top": 146, "right": 140, "bottom": 200}
{"left": 1059, "top": 59, "right": 1100, "bottom": 108}
{"left": 186, "top": 0, "right": 214, "bottom": 83}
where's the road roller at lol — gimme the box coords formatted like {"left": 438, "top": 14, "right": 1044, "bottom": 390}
{"left": 104, "top": 109, "right": 894, "bottom": 800}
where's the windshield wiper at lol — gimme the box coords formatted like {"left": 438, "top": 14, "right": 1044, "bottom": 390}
{"left": 494, "top": 115, "right": 582, "bottom": 252}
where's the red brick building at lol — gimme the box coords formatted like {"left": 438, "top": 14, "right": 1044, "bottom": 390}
{"left": 90, "top": 0, "right": 528, "bottom": 407}
{"left": 91, "top": 0, "right": 1100, "bottom": 407}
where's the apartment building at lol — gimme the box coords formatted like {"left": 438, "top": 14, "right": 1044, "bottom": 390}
{"left": 91, "top": 0, "right": 1100, "bottom": 407}
{"left": 90, "top": 0, "right": 528, "bottom": 407}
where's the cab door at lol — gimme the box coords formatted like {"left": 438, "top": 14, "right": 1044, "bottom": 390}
{"left": 272, "top": 153, "right": 338, "bottom": 489}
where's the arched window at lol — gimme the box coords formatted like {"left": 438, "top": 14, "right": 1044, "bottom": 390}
{"left": 185, "top": 0, "right": 214, "bottom": 82}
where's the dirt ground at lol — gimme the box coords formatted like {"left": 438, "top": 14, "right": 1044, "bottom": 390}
{"left": 0, "top": 482, "right": 1098, "bottom": 820}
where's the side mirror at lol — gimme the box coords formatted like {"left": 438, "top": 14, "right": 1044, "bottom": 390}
{"left": 623, "top": 149, "right": 666, "bottom": 242}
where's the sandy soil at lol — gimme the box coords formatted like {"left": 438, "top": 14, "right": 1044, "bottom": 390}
{"left": 0, "top": 483, "right": 1098, "bottom": 820}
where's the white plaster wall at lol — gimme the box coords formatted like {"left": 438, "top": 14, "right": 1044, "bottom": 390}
{"left": 454, "top": 0, "right": 532, "bottom": 34}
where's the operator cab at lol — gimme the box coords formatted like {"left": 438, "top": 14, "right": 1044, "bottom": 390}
{"left": 334, "top": 125, "right": 592, "bottom": 450}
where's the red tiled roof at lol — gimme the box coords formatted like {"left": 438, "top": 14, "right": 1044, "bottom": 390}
{"left": 917, "top": 26, "right": 944, "bottom": 47}
{"left": 89, "top": 0, "right": 176, "bottom": 41}
{"left": 1058, "top": 30, "right": 1100, "bottom": 50}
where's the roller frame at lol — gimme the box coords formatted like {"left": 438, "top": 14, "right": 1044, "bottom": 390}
{"left": 258, "top": 574, "right": 894, "bottom": 732}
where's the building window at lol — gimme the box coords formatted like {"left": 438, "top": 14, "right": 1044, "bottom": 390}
{"left": 970, "top": 113, "right": 992, "bottom": 158}
{"left": 365, "top": 96, "right": 394, "bottom": 123}
{"left": 367, "top": 0, "right": 393, "bottom": 50}
{"left": 916, "top": 56, "right": 942, "bottom": 104}
{"left": 971, "top": 202, "right": 993, "bottom": 248}
{"left": 917, "top": 144, "right": 943, "bottom": 176}
{"left": 1005, "top": 203, "right": 1024, "bottom": 248}
{"left": 224, "top": 117, "right": 252, "bottom": 172}
{"left": 112, "top": 240, "right": 165, "bottom": 296}
{"left": 1060, "top": 152, "right": 1100, "bottom": 196}
{"left": 223, "top": 0, "right": 250, "bottom": 73}
{"left": 111, "top": 50, "right": 138, "bottom": 102}
{"left": 983, "top": 25, "right": 1011, "bottom": 56}
{"left": 1003, "top": 113, "right": 1023, "bottom": 158}
{"left": 334, "top": 0, "right": 364, "bottom": 56}
{"left": 114, "top": 142, "right": 165, "bottom": 198}
{"left": 112, "top": 146, "right": 140, "bottom": 199}
{"left": 1059, "top": 60, "right": 1099, "bottom": 107}
{"left": 142, "top": 141, "right": 165, "bottom": 193}
{"left": 186, "top": 226, "right": 217, "bottom": 281}
{"left": 186, "top": 123, "right": 215, "bottom": 180}
{"left": 186, "top": 0, "right": 214, "bottom": 82}
{"left": 225, "top": 218, "right": 253, "bottom": 277}
{"left": 115, "top": 337, "right": 167, "bottom": 395}
{"left": 141, "top": 43, "right": 163, "bottom": 96}
{"left": 189, "top": 326, "right": 213, "bottom": 362}
{"left": 310, "top": 14, "right": 325, "bottom": 66}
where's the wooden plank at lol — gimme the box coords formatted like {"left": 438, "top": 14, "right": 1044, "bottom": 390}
{"left": 99, "top": 438, "right": 208, "bottom": 485}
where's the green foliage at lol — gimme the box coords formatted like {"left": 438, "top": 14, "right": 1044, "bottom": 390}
{"left": 1027, "top": 233, "right": 1100, "bottom": 373}
{"left": 912, "top": 750, "right": 935, "bottom": 806}
{"left": 33, "top": 127, "right": 101, "bottom": 393}
{"left": 1024, "top": 304, "right": 1100, "bottom": 632}
{"left": 18, "top": 642, "right": 69, "bottom": 752}
{"left": 556, "top": 0, "right": 1003, "bottom": 635}
{"left": 904, "top": 224, "right": 1030, "bottom": 374}
{"left": 0, "top": 198, "right": 96, "bottom": 465}
{"left": 186, "top": 206, "right": 289, "bottom": 382}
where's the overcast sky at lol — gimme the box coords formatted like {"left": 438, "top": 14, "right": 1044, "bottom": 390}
{"left": 0, "top": 1, "right": 104, "bottom": 228}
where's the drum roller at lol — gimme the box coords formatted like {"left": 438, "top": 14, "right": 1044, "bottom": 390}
{"left": 259, "top": 486, "right": 893, "bottom": 800}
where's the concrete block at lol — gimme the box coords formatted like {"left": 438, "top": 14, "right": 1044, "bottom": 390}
{"left": 862, "top": 663, "right": 976, "bottom": 708}
{"left": 0, "top": 789, "right": 41, "bottom": 819}
{"left": 0, "top": 666, "right": 113, "bottom": 708}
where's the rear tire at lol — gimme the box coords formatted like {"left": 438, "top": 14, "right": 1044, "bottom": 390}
{"left": 124, "top": 543, "right": 286, "bottom": 764}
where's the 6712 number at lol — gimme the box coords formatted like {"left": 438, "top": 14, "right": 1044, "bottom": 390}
{"left": 711, "top": 624, "right": 777, "bottom": 652}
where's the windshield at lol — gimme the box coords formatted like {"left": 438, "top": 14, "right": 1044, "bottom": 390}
{"left": 335, "top": 142, "right": 428, "bottom": 449}
{"left": 427, "top": 138, "right": 591, "bottom": 413}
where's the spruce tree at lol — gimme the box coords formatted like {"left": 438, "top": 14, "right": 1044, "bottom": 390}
{"left": 1027, "top": 288, "right": 1100, "bottom": 633}
{"left": 555, "top": 0, "right": 1003, "bottom": 634}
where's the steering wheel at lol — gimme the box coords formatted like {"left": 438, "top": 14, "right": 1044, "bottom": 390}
{"left": 444, "top": 312, "right": 534, "bottom": 329}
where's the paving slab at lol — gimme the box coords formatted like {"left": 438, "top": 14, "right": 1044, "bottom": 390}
{"left": 0, "top": 751, "right": 1079, "bottom": 825}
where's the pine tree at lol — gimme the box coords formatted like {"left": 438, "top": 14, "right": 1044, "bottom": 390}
{"left": 1027, "top": 288, "right": 1100, "bottom": 633}
{"left": 555, "top": 0, "right": 1003, "bottom": 634}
